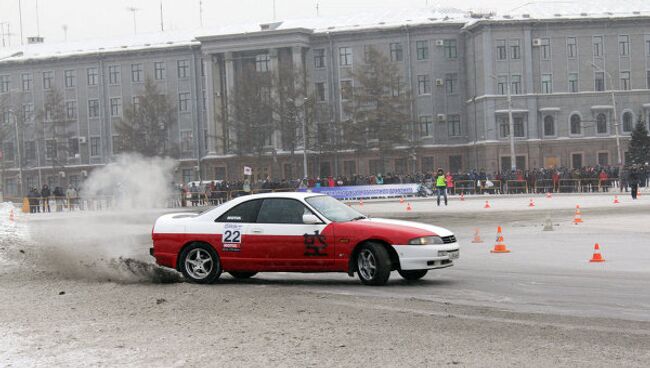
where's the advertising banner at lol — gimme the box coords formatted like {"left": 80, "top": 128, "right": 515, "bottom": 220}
{"left": 298, "top": 184, "right": 420, "bottom": 200}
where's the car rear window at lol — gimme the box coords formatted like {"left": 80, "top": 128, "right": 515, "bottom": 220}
{"left": 216, "top": 199, "right": 262, "bottom": 223}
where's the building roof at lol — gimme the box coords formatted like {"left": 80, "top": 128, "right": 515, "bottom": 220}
{"left": 1, "top": 1, "right": 649, "bottom": 64}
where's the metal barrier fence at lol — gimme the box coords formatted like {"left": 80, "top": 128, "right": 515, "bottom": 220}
{"left": 558, "top": 179, "right": 580, "bottom": 193}
{"left": 534, "top": 179, "right": 554, "bottom": 193}
{"left": 505, "top": 180, "right": 528, "bottom": 194}
{"left": 453, "top": 180, "right": 478, "bottom": 195}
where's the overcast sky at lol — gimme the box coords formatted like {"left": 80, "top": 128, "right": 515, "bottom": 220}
{"left": 0, "top": 0, "right": 530, "bottom": 45}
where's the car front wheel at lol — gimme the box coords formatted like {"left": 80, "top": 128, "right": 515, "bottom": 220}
{"left": 398, "top": 269, "right": 428, "bottom": 281}
{"left": 356, "top": 242, "right": 391, "bottom": 286}
{"left": 179, "top": 243, "right": 222, "bottom": 284}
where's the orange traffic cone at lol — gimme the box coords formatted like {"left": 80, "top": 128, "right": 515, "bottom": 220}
{"left": 399, "top": 197, "right": 404, "bottom": 204}
{"left": 359, "top": 199, "right": 364, "bottom": 206}
{"left": 573, "top": 205, "right": 583, "bottom": 224}
{"left": 406, "top": 202, "right": 412, "bottom": 211}
{"left": 471, "top": 228, "right": 483, "bottom": 243}
{"left": 637, "top": 191, "right": 641, "bottom": 198}
{"left": 546, "top": 192, "right": 552, "bottom": 199}
{"left": 613, "top": 195, "right": 620, "bottom": 204}
{"left": 9, "top": 209, "right": 15, "bottom": 222}
{"left": 484, "top": 200, "right": 491, "bottom": 209}
{"left": 460, "top": 193, "right": 465, "bottom": 201}
{"left": 490, "top": 226, "right": 511, "bottom": 253}
{"left": 589, "top": 243, "right": 605, "bottom": 263}
{"left": 528, "top": 198, "right": 535, "bottom": 207}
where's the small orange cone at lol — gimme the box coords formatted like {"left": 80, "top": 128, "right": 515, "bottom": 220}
{"left": 399, "top": 197, "right": 404, "bottom": 204}
{"left": 9, "top": 209, "right": 15, "bottom": 222}
{"left": 546, "top": 192, "right": 552, "bottom": 199}
{"left": 359, "top": 199, "right": 364, "bottom": 206}
{"left": 528, "top": 198, "right": 535, "bottom": 207}
{"left": 637, "top": 191, "right": 641, "bottom": 198}
{"left": 589, "top": 243, "right": 605, "bottom": 263}
{"left": 471, "top": 228, "right": 483, "bottom": 243}
{"left": 460, "top": 193, "right": 465, "bottom": 201}
{"left": 613, "top": 195, "right": 619, "bottom": 204}
{"left": 406, "top": 202, "right": 412, "bottom": 211}
{"left": 484, "top": 200, "right": 491, "bottom": 209}
{"left": 490, "top": 226, "right": 510, "bottom": 253}
{"left": 573, "top": 205, "right": 583, "bottom": 224}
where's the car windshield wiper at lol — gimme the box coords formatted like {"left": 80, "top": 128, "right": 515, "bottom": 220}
{"left": 350, "top": 216, "right": 367, "bottom": 221}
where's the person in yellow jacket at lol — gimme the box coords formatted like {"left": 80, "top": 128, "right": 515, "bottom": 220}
{"left": 435, "top": 168, "right": 447, "bottom": 206}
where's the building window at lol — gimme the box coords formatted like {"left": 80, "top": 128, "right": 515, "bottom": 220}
{"left": 178, "top": 92, "right": 191, "bottom": 112}
{"left": 496, "top": 39, "right": 506, "bottom": 60}
{"left": 108, "top": 65, "right": 120, "bottom": 85}
{"left": 417, "top": 75, "right": 431, "bottom": 95}
{"left": 68, "top": 138, "right": 79, "bottom": 158}
{"left": 499, "top": 119, "right": 509, "bottom": 138}
{"left": 42, "top": 71, "right": 53, "bottom": 90}
{"left": 390, "top": 76, "right": 401, "bottom": 97}
{"left": 362, "top": 45, "right": 372, "bottom": 64}
{"left": 21, "top": 73, "right": 32, "bottom": 91}
{"left": 177, "top": 60, "right": 189, "bottom": 78}
{"left": 511, "top": 74, "right": 522, "bottom": 94}
{"left": 568, "top": 73, "right": 579, "bottom": 92}
{"left": 514, "top": 117, "right": 525, "bottom": 137}
{"left": 24, "top": 141, "right": 36, "bottom": 161}
{"left": 622, "top": 111, "right": 633, "bottom": 132}
{"left": 570, "top": 114, "right": 582, "bottom": 135}
{"left": 447, "top": 115, "right": 461, "bottom": 137}
{"left": 0, "top": 75, "right": 11, "bottom": 94}
{"left": 389, "top": 43, "right": 403, "bottom": 62}
{"left": 510, "top": 39, "right": 521, "bottom": 59}
{"left": 595, "top": 72, "right": 605, "bottom": 91}
{"left": 541, "top": 74, "right": 553, "bottom": 93}
{"left": 540, "top": 38, "right": 551, "bottom": 60}
{"left": 543, "top": 115, "right": 555, "bottom": 136}
{"left": 596, "top": 112, "right": 608, "bottom": 134}
{"left": 255, "top": 54, "right": 271, "bottom": 72}
{"left": 90, "top": 137, "right": 100, "bottom": 157}
{"left": 571, "top": 153, "right": 583, "bottom": 169}
{"left": 22, "top": 103, "right": 33, "bottom": 120}
{"left": 501, "top": 117, "right": 525, "bottom": 137}
{"left": 130, "top": 64, "right": 143, "bottom": 82}
{"left": 444, "top": 39, "right": 457, "bottom": 59}
{"left": 88, "top": 99, "right": 100, "bottom": 118}
{"left": 64, "top": 70, "right": 76, "bottom": 88}
{"left": 154, "top": 61, "right": 166, "bottom": 80}
{"left": 65, "top": 101, "right": 77, "bottom": 119}
{"left": 315, "top": 82, "right": 326, "bottom": 102}
{"left": 445, "top": 73, "right": 457, "bottom": 95}
{"left": 597, "top": 152, "right": 609, "bottom": 166}
{"left": 619, "top": 35, "right": 630, "bottom": 56}
{"left": 449, "top": 155, "right": 462, "bottom": 173}
{"left": 620, "top": 71, "right": 631, "bottom": 90}
{"left": 110, "top": 97, "right": 122, "bottom": 117}
{"left": 87, "top": 67, "right": 98, "bottom": 86}
{"left": 181, "top": 130, "right": 193, "bottom": 153}
{"left": 567, "top": 37, "right": 577, "bottom": 59}
{"left": 647, "top": 70, "right": 650, "bottom": 89}
{"left": 45, "top": 139, "right": 56, "bottom": 159}
{"left": 647, "top": 40, "right": 650, "bottom": 56}
{"left": 313, "top": 49, "right": 325, "bottom": 68}
{"left": 419, "top": 116, "right": 433, "bottom": 137}
{"left": 593, "top": 36, "right": 604, "bottom": 57}
{"left": 133, "top": 96, "right": 141, "bottom": 111}
{"left": 497, "top": 75, "right": 507, "bottom": 95}
{"left": 416, "top": 40, "right": 429, "bottom": 60}
{"left": 340, "top": 80, "right": 353, "bottom": 101}
{"left": 339, "top": 47, "right": 352, "bottom": 66}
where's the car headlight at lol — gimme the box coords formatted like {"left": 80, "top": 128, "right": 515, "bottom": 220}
{"left": 408, "top": 236, "right": 444, "bottom": 245}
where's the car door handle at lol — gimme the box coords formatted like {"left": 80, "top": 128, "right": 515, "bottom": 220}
{"left": 251, "top": 228, "right": 263, "bottom": 234}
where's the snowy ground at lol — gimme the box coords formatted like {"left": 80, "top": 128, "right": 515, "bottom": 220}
{"left": 1, "top": 193, "right": 649, "bottom": 367}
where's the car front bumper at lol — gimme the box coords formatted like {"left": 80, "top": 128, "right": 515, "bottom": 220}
{"left": 392, "top": 243, "right": 460, "bottom": 271}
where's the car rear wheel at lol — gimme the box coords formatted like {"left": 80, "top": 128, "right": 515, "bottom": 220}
{"left": 228, "top": 271, "right": 258, "bottom": 279}
{"left": 398, "top": 269, "right": 428, "bottom": 281}
{"left": 356, "top": 242, "right": 391, "bottom": 286}
{"left": 179, "top": 243, "right": 222, "bottom": 284}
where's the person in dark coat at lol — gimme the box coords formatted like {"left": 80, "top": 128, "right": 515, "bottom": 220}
{"left": 41, "top": 184, "right": 51, "bottom": 212}
{"left": 629, "top": 166, "right": 640, "bottom": 200}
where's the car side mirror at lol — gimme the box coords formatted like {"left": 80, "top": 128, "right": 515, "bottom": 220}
{"left": 302, "top": 214, "right": 322, "bottom": 225}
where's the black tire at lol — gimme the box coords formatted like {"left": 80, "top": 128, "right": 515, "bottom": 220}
{"left": 356, "top": 242, "right": 392, "bottom": 286}
{"left": 398, "top": 269, "right": 428, "bottom": 281}
{"left": 228, "top": 271, "right": 258, "bottom": 279}
{"left": 178, "top": 243, "right": 222, "bottom": 284}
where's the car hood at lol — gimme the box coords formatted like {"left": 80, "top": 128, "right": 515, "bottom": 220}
{"left": 363, "top": 218, "right": 454, "bottom": 237}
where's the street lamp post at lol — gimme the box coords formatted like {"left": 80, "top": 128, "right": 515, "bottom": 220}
{"left": 301, "top": 97, "right": 309, "bottom": 179}
{"left": 591, "top": 63, "right": 623, "bottom": 166}
{"left": 6, "top": 109, "right": 24, "bottom": 197}
{"left": 489, "top": 74, "right": 517, "bottom": 171}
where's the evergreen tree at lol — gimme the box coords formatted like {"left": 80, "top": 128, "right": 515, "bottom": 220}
{"left": 628, "top": 113, "right": 650, "bottom": 165}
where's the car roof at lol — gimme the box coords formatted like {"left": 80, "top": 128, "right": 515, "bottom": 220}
{"left": 240, "top": 192, "right": 323, "bottom": 200}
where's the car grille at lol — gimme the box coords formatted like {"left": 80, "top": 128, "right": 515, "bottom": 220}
{"left": 441, "top": 235, "right": 457, "bottom": 244}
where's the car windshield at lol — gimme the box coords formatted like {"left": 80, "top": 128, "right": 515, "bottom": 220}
{"left": 305, "top": 195, "right": 366, "bottom": 222}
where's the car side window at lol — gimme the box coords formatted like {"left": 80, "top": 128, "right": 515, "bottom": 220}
{"left": 216, "top": 199, "right": 263, "bottom": 223}
{"left": 256, "top": 199, "right": 313, "bottom": 224}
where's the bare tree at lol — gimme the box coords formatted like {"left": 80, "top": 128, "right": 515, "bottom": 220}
{"left": 37, "top": 88, "right": 75, "bottom": 173}
{"left": 115, "top": 77, "right": 178, "bottom": 157}
{"left": 344, "top": 46, "right": 413, "bottom": 174}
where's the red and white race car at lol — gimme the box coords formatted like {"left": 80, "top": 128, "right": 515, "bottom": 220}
{"left": 150, "top": 192, "right": 459, "bottom": 285}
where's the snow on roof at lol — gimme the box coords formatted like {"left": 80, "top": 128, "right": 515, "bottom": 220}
{"left": 1, "top": 2, "right": 649, "bottom": 64}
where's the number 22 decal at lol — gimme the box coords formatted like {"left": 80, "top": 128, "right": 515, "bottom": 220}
{"left": 223, "top": 230, "right": 241, "bottom": 243}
